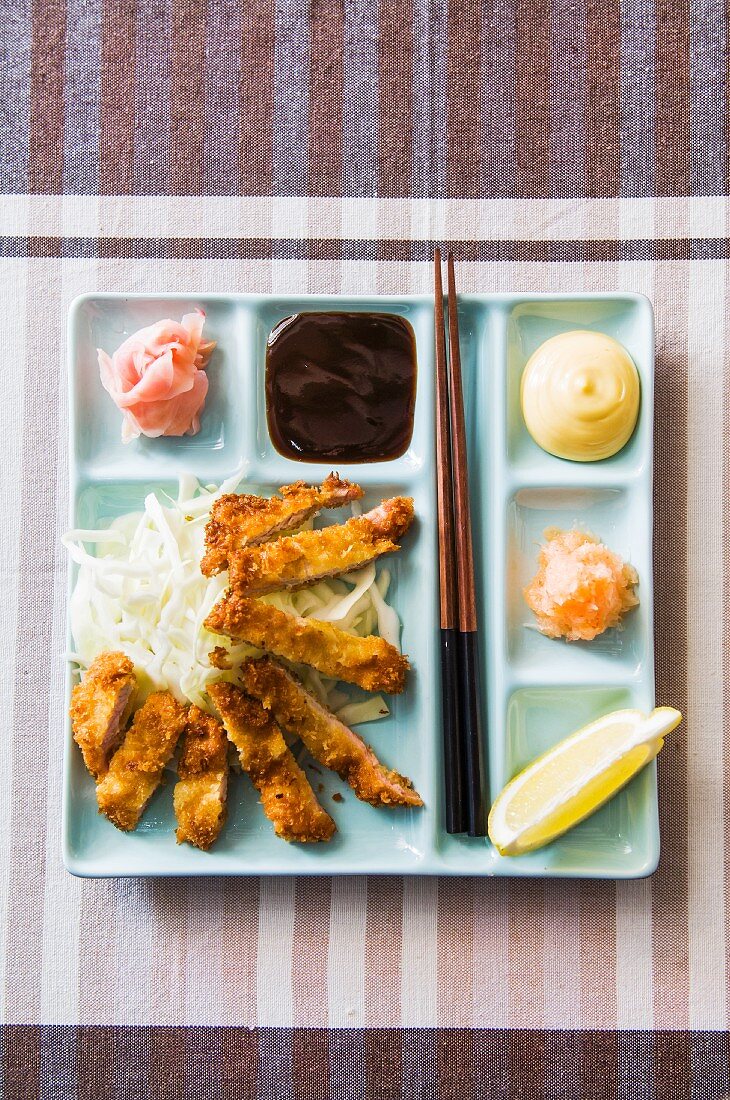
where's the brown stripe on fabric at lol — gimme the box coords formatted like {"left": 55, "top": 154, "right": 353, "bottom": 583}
{"left": 76, "top": 1025, "right": 118, "bottom": 1097}
{"left": 170, "top": 0, "right": 206, "bottom": 195}
{"left": 436, "top": 880, "right": 475, "bottom": 1093}
{"left": 24, "top": 235, "right": 64, "bottom": 259}
{"left": 309, "top": 0, "right": 344, "bottom": 197}
{"left": 651, "top": 263, "right": 690, "bottom": 1044}
{"left": 723, "top": 251, "right": 730, "bottom": 1036}
{"left": 100, "top": 0, "right": 136, "bottom": 194}
{"left": 2, "top": 1025, "right": 40, "bottom": 1100}
{"left": 513, "top": 0, "right": 551, "bottom": 197}
{"left": 220, "top": 1026, "right": 259, "bottom": 1100}
{"left": 655, "top": 0, "right": 691, "bottom": 195}
{"left": 584, "top": 0, "right": 620, "bottom": 197}
{"left": 437, "top": 1026, "right": 475, "bottom": 1097}
{"left": 378, "top": 0, "right": 413, "bottom": 197}
{"left": 364, "top": 877, "right": 403, "bottom": 1026}
{"left": 580, "top": 1029, "right": 619, "bottom": 1098}
{"left": 447, "top": 0, "right": 483, "bottom": 198}
{"left": 6, "top": 235, "right": 726, "bottom": 264}
{"left": 28, "top": 0, "right": 66, "bottom": 193}
{"left": 727, "top": 0, "right": 730, "bottom": 194}
{"left": 509, "top": 1028, "right": 546, "bottom": 1100}
{"left": 221, "top": 876, "right": 260, "bottom": 1025}
{"left": 184, "top": 1028, "right": 224, "bottom": 1100}
{"left": 507, "top": 880, "right": 545, "bottom": 1030}
{"left": 239, "top": 0, "right": 275, "bottom": 195}
{"left": 654, "top": 1030, "right": 693, "bottom": 1100}
{"left": 437, "top": 879, "right": 475, "bottom": 1027}
{"left": 292, "top": 877, "right": 331, "bottom": 1027}
{"left": 293, "top": 1029, "right": 329, "bottom": 1100}
{"left": 365, "top": 1028, "right": 402, "bottom": 1099}
{"left": 579, "top": 882, "right": 618, "bottom": 1029}
{"left": 148, "top": 1026, "right": 186, "bottom": 1100}
{"left": 4, "top": 1027, "right": 730, "bottom": 1097}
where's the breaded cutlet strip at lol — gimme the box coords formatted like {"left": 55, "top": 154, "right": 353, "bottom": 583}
{"left": 208, "top": 681, "right": 335, "bottom": 843}
{"left": 201, "top": 474, "right": 363, "bottom": 576}
{"left": 241, "top": 658, "right": 422, "bottom": 809}
{"left": 228, "top": 496, "right": 414, "bottom": 596}
{"left": 206, "top": 592, "right": 409, "bottom": 694}
{"left": 69, "top": 650, "right": 136, "bottom": 780}
{"left": 173, "top": 706, "right": 229, "bottom": 851}
{"left": 96, "top": 691, "right": 188, "bottom": 831}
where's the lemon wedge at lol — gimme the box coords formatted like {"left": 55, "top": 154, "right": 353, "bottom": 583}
{"left": 488, "top": 706, "right": 682, "bottom": 857}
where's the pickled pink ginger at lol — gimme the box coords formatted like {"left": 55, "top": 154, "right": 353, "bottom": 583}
{"left": 98, "top": 310, "right": 215, "bottom": 443}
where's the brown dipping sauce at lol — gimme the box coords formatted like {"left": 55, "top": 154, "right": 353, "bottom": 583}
{"left": 265, "top": 312, "right": 417, "bottom": 463}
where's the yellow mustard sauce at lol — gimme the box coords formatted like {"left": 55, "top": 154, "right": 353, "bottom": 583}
{"left": 520, "top": 330, "right": 641, "bottom": 462}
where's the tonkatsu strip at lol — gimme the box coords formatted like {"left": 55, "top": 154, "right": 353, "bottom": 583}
{"left": 96, "top": 692, "right": 188, "bottom": 831}
{"left": 241, "top": 658, "right": 422, "bottom": 809}
{"left": 70, "top": 651, "right": 136, "bottom": 780}
{"left": 228, "top": 496, "right": 415, "bottom": 596}
{"left": 208, "top": 681, "right": 335, "bottom": 842}
{"left": 173, "top": 706, "right": 229, "bottom": 851}
{"left": 205, "top": 592, "right": 409, "bottom": 694}
{"left": 201, "top": 474, "right": 363, "bottom": 576}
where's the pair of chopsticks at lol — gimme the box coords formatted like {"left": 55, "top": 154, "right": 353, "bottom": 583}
{"left": 434, "top": 249, "right": 488, "bottom": 837}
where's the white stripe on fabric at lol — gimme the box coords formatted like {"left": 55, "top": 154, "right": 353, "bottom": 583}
{"left": 40, "top": 254, "right": 79, "bottom": 1024}
{"left": 2, "top": 194, "right": 728, "bottom": 240}
{"left": 327, "top": 877, "right": 367, "bottom": 1026}
{"left": 613, "top": 230, "right": 656, "bottom": 1032}
{"left": 400, "top": 878, "right": 438, "bottom": 1026}
{"left": 0, "top": 257, "right": 29, "bottom": 1021}
{"left": 615, "top": 879, "right": 654, "bottom": 1029}
{"left": 257, "top": 877, "right": 295, "bottom": 1026}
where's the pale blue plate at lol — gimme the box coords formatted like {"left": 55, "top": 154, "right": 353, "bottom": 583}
{"left": 64, "top": 292, "right": 656, "bottom": 877}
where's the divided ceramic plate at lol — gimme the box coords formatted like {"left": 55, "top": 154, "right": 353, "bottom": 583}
{"left": 64, "top": 292, "right": 655, "bottom": 878}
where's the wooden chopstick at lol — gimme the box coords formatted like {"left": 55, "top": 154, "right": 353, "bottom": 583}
{"left": 445, "top": 252, "right": 488, "bottom": 837}
{"left": 434, "top": 248, "right": 467, "bottom": 834}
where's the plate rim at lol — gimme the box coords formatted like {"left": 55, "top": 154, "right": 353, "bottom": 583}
{"left": 63, "top": 290, "right": 658, "bottom": 879}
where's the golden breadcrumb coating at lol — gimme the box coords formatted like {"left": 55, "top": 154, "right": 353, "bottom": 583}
{"left": 201, "top": 474, "right": 363, "bottom": 576}
{"left": 205, "top": 592, "right": 409, "bottom": 694}
{"left": 208, "top": 681, "right": 335, "bottom": 843}
{"left": 240, "top": 658, "right": 422, "bottom": 808}
{"left": 173, "top": 706, "right": 229, "bottom": 851}
{"left": 69, "top": 651, "right": 136, "bottom": 780}
{"left": 228, "top": 496, "right": 414, "bottom": 596}
{"left": 96, "top": 691, "right": 188, "bottom": 831}
{"left": 208, "top": 646, "right": 232, "bottom": 670}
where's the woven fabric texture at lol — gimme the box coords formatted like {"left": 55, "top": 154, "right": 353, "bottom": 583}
{"left": 1, "top": 0, "right": 728, "bottom": 1096}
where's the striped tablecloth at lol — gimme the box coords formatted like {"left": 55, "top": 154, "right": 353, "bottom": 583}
{"left": 1, "top": 0, "right": 728, "bottom": 1096}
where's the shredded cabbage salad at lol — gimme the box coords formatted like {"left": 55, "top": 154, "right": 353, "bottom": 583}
{"left": 64, "top": 473, "right": 398, "bottom": 724}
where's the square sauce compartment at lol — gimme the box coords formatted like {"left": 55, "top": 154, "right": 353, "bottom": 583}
{"left": 265, "top": 311, "right": 417, "bottom": 463}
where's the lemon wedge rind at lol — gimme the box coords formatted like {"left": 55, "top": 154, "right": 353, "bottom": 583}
{"left": 488, "top": 706, "right": 682, "bottom": 857}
